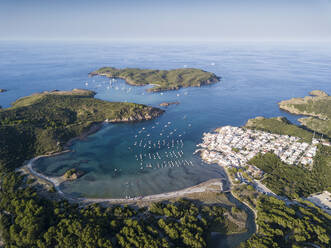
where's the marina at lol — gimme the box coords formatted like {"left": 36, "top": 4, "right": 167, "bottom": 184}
{"left": 31, "top": 90, "right": 227, "bottom": 198}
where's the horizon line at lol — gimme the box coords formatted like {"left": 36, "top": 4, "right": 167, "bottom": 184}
{"left": 1, "top": 38, "right": 331, "bottom": 44}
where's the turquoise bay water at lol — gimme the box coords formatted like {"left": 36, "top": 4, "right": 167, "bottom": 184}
{"left": 34, "top": 77, "right": 233, "bottom": 198}
{"left": 1, "top": 42, "right": 331, "bottom": 199}
{"left": 1, "top": 41, "right": 331, "bottom": 247}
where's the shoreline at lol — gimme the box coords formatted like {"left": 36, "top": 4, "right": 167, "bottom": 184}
{"left": 90, "top": 72, "right": 220, "bottom": 93}
{"left": 20, "top": 122, "right": 258, "bottom": 244}
{"left": 78, "top": 179, "right": 224, "bottom": 204}
{"left": 23, "top": 157, "right": 225, "bottom": 204}
{"left": 197, "top": 149, "right": 259, "bottom": 232}
{"left": 19, "top": 115, "right": 167, "bottom": 198}
{"left": 230, "top": 189, "right": 259, "bottom": 232}
{"left": 64, "top": 122, "right": 104, "bottom": 148}
{"left": 21, "top": 118, "right": 256, "bottom": 240}
{"left": 22, "top": 147, "right": 236, "bottom": 206}
{"left": 20, "top": 114, "right": 231, "bottom": 205}
{"left": 216, "top": 164, "right": 259, "bottom": 232}
{"left": 24, "top": 148, "right": 258, "bottom": 232}
{"left": 218, "top": 165, "right": 258, "bottom": 231}
{"left": 23, "top": 155, "right": 66, "bottom": 195}
{"left": 21, "top": 122, "right": 227, "bottom": 204}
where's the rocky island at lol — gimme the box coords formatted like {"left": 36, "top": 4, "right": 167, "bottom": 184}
{"left": 89, "top": 67, "right": 220, "bottom": 92}
{"left": 279, "top": 90, "right": 331, "bottom": 138}
{"left": 0, "top": 89, "right": 7, "bottom": 93}
{"left": 62, "top": 168, "right": 85, "bottom": 180}
{"left": 159, "top": 101, "right": 180, "bottom": 107}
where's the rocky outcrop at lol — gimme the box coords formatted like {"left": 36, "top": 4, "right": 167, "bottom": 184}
{"left": 275, "top": 116, "right": 291, "bottom": 123}
{"left": 62, "top": 168, "right": 85, "bottom": 180}
{"left": 0, "top": 89, "right": 7, "bottom": 93}
{"left": 245, "top": 116, "right": 266, "bottom": 127}
{"left": 278, "top": 91, "right": 330, "bottom": 120}
{"left": 159, "top": 101, "right": 180, "bottom": 107}
{"left": 309, "top": 90, "right": 329, "bottom": 97}
{"left": 279, "top": 105, "right": 327, "bottom": 120}
{"left": 244, "top": 116, "right": 292, "bottom": 129}
{"left": 278, "top": 90, "right": 331, "bottom": 138}
{"left": 107, "top": 108, "right": 165, "bottom": 123}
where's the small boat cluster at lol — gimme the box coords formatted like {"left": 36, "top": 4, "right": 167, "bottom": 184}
{"left": 85, "top": 77, "right": 196, "bottom": 173}
{"left": 127, "top": 121, "right": 195, "bottom": 171}
{"left": 85, "top": 78, "right": 134, "bottom": 94}
{"left": 85, "top": 77, "right": 191, "bottom": 97}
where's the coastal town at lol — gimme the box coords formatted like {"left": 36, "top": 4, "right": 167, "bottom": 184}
{"left": 196, "top": 126, "right": 320, "bottom": 187}
{"left": 1, "top": 0, "right": 331, "bottom": 245}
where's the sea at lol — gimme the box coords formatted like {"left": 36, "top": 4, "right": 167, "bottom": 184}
{"left": 1, "top": 41, "right": 331, "bottom": 247}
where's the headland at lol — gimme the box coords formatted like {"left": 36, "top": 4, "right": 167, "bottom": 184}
{"left": 279, "top": 90, "right": 331, "bottom": 138}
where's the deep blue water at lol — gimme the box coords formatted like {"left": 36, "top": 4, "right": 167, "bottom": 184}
{"left": 1, "top": 41, "right": 331, "bottom": 199}
{"left": 1, "top": 41, "right": 331, "bottom": 247}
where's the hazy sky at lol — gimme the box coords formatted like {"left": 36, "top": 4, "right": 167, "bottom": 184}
{"left": 1, "top": 0, "right": 331, "bottom": 41}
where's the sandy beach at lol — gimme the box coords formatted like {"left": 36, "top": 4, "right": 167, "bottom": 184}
{"left": 23, "top": 155, "right": 225, "bottom": 204}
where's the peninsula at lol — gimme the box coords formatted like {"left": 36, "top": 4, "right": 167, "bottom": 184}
{"left": 0, "top": 90, "right": 248, "bottom": 248}
{"left": 0, "top": 89, "right": 164, "bottom": 170}
{"left": 89, "top": 67, "right": 220, "bottom": 92}
{"left": 279, "top": 90, "right": 331, "bottom": 138}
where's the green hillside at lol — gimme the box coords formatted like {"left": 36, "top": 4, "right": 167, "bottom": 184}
{"left": 0, "top": 89, "right": 163, "bottom": 171}
{"left": 279, "top": 90, "right": 331, "bottom": 138}
{"left": 90, "top": 67, "right": 220, "bottom": 92}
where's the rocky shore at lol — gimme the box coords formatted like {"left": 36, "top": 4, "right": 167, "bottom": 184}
{"left": 278, "top": 90, "right": 331, "bottom": 138}
{"left": 278, "top": 90, "right": 330, "bottom": 120}
{"left": 62, "top": 168, "right": 85, "bottom": 181}
{"left": 89, "top": 67, "right": 220, "bottom": 92}
{"left": 159, "top": 101, "right": 180, "bottom": 107}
